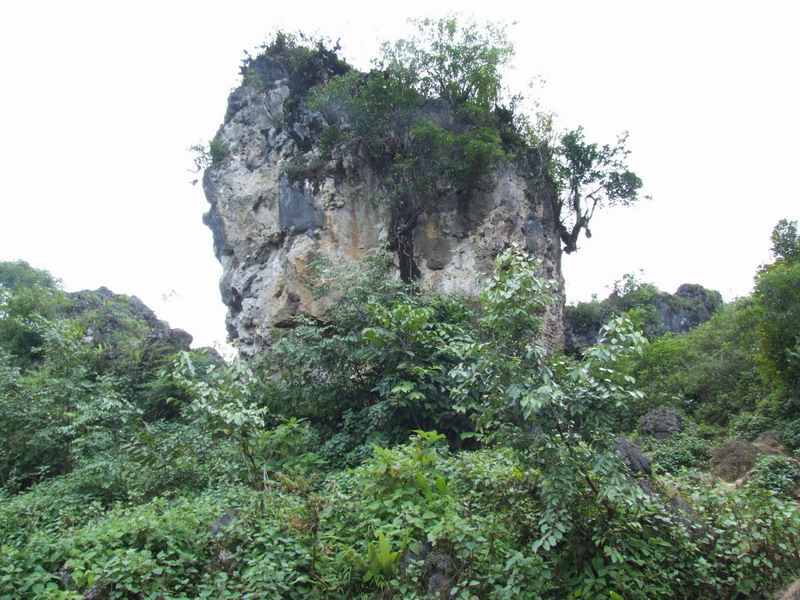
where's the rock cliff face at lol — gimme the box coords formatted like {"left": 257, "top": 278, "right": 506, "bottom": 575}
{"left": 652, "top": 283, "right": 723, "bottom": 333}
{"left": 564, "top": 283, "right": 723, "bottom": 354}
{"left": 203, "top": 48, "right": 565, "bottom": 355}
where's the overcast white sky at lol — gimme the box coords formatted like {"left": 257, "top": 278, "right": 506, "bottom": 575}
{"left": 1, "top": 0, "right": 798, "bottom": 349}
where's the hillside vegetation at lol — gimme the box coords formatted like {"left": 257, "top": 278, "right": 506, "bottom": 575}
{"left": 2, "top": 217, "right": 800, "bottom": 598}
{"left": 2, "top": 20, "right": 800, "bottom": 600}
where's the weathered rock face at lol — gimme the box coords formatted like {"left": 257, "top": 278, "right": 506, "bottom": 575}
{"left": 66, "top": 287, "right": 193, "bottom": 355}
{"left": 564, "top": 283, "right": 723, "bottom": 354}
{"left": 203, "top": 50, "right": 565, "bottom": 356}
{"left": 638, "top": 407, "right": 694, "bottom": 442}
{"left": 653, "top": 284, "right": 723, "bottom": 334}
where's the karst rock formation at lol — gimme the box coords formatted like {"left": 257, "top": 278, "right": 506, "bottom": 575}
{"left": 202, "top": 43, "right": 565, "bottom": 355}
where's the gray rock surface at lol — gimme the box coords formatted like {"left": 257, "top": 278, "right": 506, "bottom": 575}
{"left": 203, "top": 49, "right": 565, "bottom": 355}
{"left": 616, "top": 436, "right": 698, "bottom": 527}
{"left": 638, "top": 407, "right": 692, "bottom": 442}
{"left": 653, "top": 284, "right": 723, "bottom": 333}
{"left": 564, "top": 283, "right": 722, "bottom": 354}
{"left": 753, "top": 430, "right": 789, "bottom": 456}
{"left": 67, "top": 287, "right": 193, "bottom": 353}
{"left": 616, "top": 436, "right": 660, "bottom": 497}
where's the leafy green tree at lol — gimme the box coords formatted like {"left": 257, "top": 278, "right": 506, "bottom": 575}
{"left": 554, "top": 127, "right": 646, "bottom": 253}
{"left": 169, "top": 351, "right": 325, "bottom": 491}
{"left": 624, "top": 298, "right": 764, "bottom": 427}
{"left": 755, "top": 260, "right": 800, "bottom": 411}
{"left": 0, "top": 317, "right": 139, "bottom": 492}
{"left": 0, "top": 262, "right": 208, "bottom": 493}
{"left": 752, "top": 219, "right": 800, "bottom": 415}
{"left": 450, "top": 247, "right": 646, "bottom": 499}
{"left": 770, "top": 218, "right": 800, "bottom": 262}
{"left": 0, "top": 261, "right": 68, "bottom": 365}
{"left": 378, "top": 16, "right": 513, "bottom": 110}
{"left": 0, "top": 260, "right": 60, "bottom": 291}
{"left": 265, "top": 252, "right": 475, "bottom": 460}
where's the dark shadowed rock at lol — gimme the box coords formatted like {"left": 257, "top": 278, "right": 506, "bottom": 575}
{"left": 616, "top": 436, "right": 700, "bottom": 528}
{"left": 563, "top": 322, "right": 601, "bottom": 355}
{"left": 83, "top": 583, "right": 109, "bottom": 600}
{"left": 617, "top": 436, "right": 659, "bottom": 498}
{"left": 208, "top": 511, "right": 238, "bottom": 536}
{"left": 195, "top": 346, "right": 224, "bottom": 365}
{"left": 638, "top": 407, "right": 692, "bottom": 442}
{"left": 399, "top": 540, "right": 454, "bottom": 598}
{"left": 204, "top": 510, "right": 240, "bottom": 575}
{"left": 564, "top": 283, "right": 722, "bottom": 354}
{"left": 654, "top": 284, "right": 723, "bottom": 333}
{"left": 617, "top": 436, "right": 652, "bottom": 477}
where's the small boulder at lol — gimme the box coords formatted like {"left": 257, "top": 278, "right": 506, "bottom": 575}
{"left": 208, "top": 511, "right": 238, "bottom": 536}
{"left": 709, "top": 441, "right": 761, "bottom": 482}
{"left": 617, "top": 437, "right": 652, "bottom": 477}
{"left": 399, "top": 540, "right": 454, "bottom": 598}
{"left": 616, "top": 436, "right": 700, "bottom": 529}
{"left": 638, "top": 407, "right": 691, "bottom": 441}
{"left": 617, "top": 436, "right": 658, "bottom": 498}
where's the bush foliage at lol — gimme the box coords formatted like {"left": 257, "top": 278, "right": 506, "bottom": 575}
{"left": 3, "top": 19, "right": 800, "bottom": 600}
{"left": 4, "top": 242, "right": 800, "bottom": 599}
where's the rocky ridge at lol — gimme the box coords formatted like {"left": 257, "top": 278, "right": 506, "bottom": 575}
{"left": 66, "top": 286, "right": 194, "bottom": 356}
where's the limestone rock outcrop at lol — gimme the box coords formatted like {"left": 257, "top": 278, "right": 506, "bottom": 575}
{"left": 638, "top": 407, "right": 694, "bottom": 442}
{"left": 67, "top": 287, "right": 193, "bottom": 353}
{"left": 202, "top": 46, "right": 564, "bottom": 355}
{"left": 653, "top": 284, "right": 723, "bottom": 334}
{"left": 564, "top": 283, "right": 723, "bottom": 354}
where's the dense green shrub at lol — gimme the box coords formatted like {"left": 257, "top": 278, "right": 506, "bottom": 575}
{"left": 0, "top": 261, "right": 69, "bottom": 365}
{"left": 623, "top": 298, "right": 765, "bottom": 429}
{"left": 1, "top": 487, "right": 254, "bottom": 600}
{"left": 641, "top": 428, "right": 715, "bottom": 473}
{"left": 782, "top": 418, "right": 800, "bottom": 452}
{"left": 0, "top": 263, "right": 224, "bottom": 495}
{"left": 5, "top": 250, "right": 800, "bottom": 598}
{"left": 122, "top": 421, "right": 238, "bottom": 501}
{"left": 263, "top": 251, "right": 476, "bottom": 458}
{"left": 746, "top": 454, "right": 800, "bottom": 497}
{"left": 665, "top": 471, "right": 800, "bottom": 598}
{"left": 755, "top": 258, "right": 800, "bottom": 414}
{"left": 729, "top": 412, "right": 775, "bottom": 441}
{"left": 0, "top": 317, "right": 134, "bottom": 490}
